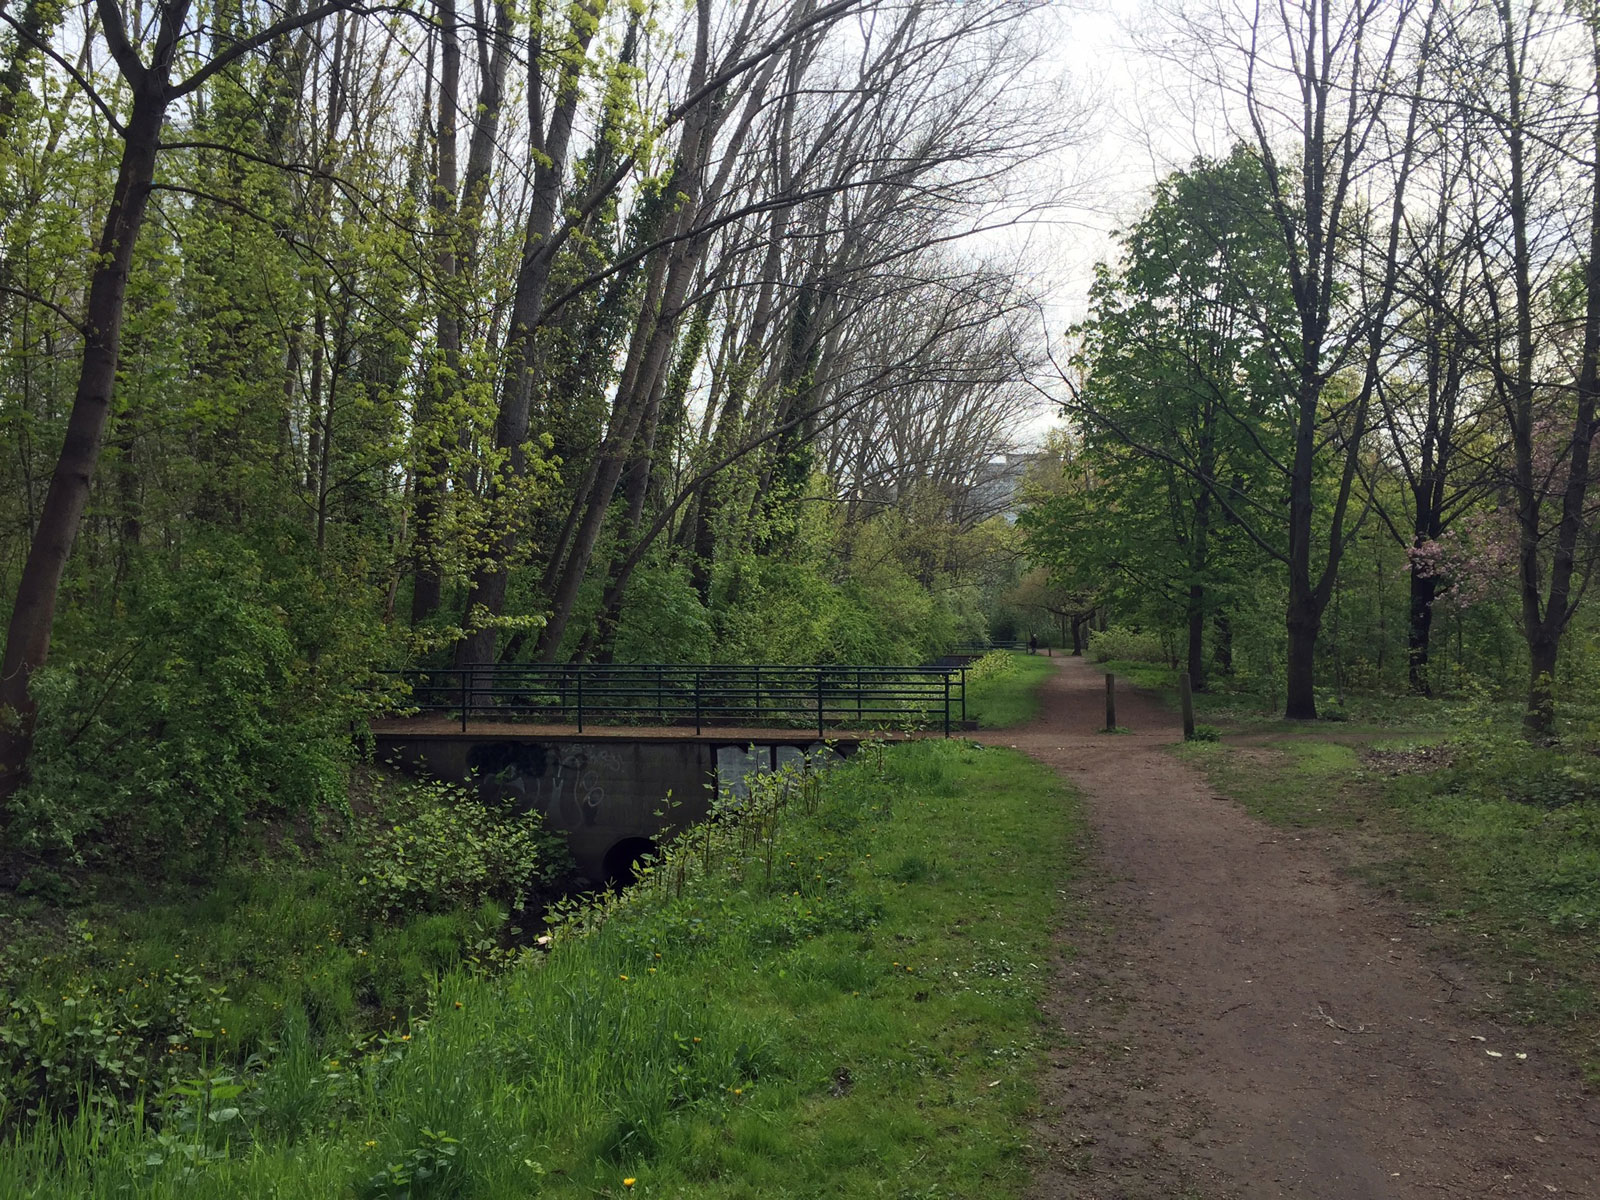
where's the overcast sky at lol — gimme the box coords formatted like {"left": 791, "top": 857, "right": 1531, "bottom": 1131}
{"left": 1006, "top": 0, "right": 1245, "bottom": 442}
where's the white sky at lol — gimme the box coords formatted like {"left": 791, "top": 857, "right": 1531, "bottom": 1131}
{"left": 1004, "top": 0, "right": 1242, "bottom": 443}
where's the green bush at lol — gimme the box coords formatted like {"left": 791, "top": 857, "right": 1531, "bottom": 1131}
{"left": 10, "top": 538, "right": 391, "bottom": 862}
{"left": 1088, "top": 625, "right": 1167, "bottom": 664}
{"left": 354, "top": 785, "right": 573, "bottom": 921}
{"left": 965, "top": 650, "right": 1018, "bottom": 683}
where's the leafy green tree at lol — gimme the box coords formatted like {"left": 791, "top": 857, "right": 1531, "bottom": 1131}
{"left": 0, "top": 0, "right": 366, "bottom": 800}
{"left": 1044, "top": 148, "right": 1292, "bottom": 690}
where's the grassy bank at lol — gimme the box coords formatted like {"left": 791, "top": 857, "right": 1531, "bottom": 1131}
{"left": 963, "top": 651, "right": 1056, "bottom": 728}
{"left": 3, "top": 739, "right": 1080, "bottom": 1197}
{"left": 0, "top": 778, "right": 576, "bottom": 1142}
{"left": 1182, "top": 734, "right": 1600, "bottom": 1077}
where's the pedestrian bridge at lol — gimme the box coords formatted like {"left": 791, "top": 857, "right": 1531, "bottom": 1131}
{"left": 373, "top": 662, "right": 967, "bottom": 884}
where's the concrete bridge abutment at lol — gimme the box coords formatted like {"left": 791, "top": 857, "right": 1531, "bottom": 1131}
{"left": 374, "top": 729, "right": 850, "bottom": 885}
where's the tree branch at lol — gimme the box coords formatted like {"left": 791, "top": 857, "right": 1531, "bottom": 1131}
{"left": 170, "top": 0, "right": 364, "bottom": 99}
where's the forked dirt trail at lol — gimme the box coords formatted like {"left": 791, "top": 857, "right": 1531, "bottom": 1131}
{"left": 977, "top": 656, "right": 1600, "bottom": 1199}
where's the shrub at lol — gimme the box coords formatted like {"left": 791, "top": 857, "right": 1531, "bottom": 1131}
{"left": 965, "top": 650, "right": 1018, "bottom": 684}
{"left": 355, "top": 784, "right": 573, "bottom": 921}
{"left": 1088, "top": 625, "right": 1166, "bottom": 664}
{"left": 9, "top": 537, "right": 390, "bottom": 862}
{"left": 0, "top": 969, "right": 228, "bottom": 1131}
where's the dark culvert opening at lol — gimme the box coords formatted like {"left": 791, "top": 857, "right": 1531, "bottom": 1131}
{"left": 601, "top": 837, "right": 657, "bottom": 890}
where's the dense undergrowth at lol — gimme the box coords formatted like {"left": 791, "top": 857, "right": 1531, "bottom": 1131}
{"left": 1, "top": 738, "right": 1078, "bottom": 1197}
{"left": 1, "top": 779, "right": 574, "bottom": 1141}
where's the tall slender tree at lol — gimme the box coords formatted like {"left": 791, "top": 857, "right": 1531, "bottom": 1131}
{"left": 0, "top": 0, "right": 365, "bottom": 799}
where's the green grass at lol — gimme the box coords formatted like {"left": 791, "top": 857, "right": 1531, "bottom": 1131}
{"left": 0, "top": 780, "right": 574, "bottom": 1147}
{"left": 1182, "top": 735, "right": 1600, "bottom": 1075}
{"left": 963, "top": 651, "right": 1056, "bottom": 728}
{"left": 1093, "top": 657, "right": 1490, "bottom": 735}
{"left": 7, "top": 859, "right": 496, "bottom": 1039}
{"left": 2, "top": 739, "right": 1081, "bottom": 1198}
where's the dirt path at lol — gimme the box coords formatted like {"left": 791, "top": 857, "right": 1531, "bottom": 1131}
{"left": 977, "top": 656, "right": 1600, "bottom": 1199}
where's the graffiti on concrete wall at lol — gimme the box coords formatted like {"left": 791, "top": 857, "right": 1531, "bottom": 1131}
{"left": 467, "top": 742, "right": 621, "bottom": 830}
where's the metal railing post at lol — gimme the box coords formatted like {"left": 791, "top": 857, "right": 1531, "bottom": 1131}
{"left": 817, "top": 667, "right": 825, "bottom": 738}
{"left": 960, "top": 667, "right": 967, "bottom": 725}
{"left": 460, "top": 668, "right": 468, "bottom": 733}
{"left": 943, "top": 670, "right": 951, "bottom": 737}
{"left": 576, "top": 668, "right": 584, "bottom": 734}
{"left": 694, "top": 671, "right": 702, "bottom": 735}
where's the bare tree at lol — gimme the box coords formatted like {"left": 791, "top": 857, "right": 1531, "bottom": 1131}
{"left": 1363, "top": 100, "right": 1497, "bottom": 696}
{"left": 1452, "top": 0, "right": 1600, "bottom": 734}
{"left": 1141, "top": 0, "right": 1435, "bottom": 717}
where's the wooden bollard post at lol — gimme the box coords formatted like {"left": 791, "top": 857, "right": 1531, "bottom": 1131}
{"left": 1104, "top": 673, "right": 1116, "bottom": 731}
{"left": 1178, "top": 671, "right": 1195, "bottom": 741}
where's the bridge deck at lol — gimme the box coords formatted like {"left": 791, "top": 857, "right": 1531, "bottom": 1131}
{"left": 370, "top": 717, "right": 941, "bottom": 744}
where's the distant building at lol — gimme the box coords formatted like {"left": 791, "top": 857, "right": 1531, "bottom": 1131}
{"left": 965, "top": 451, "right": 1044, "bottom": 522}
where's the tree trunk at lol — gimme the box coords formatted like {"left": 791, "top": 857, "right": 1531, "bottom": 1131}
{"left": 533, "top": 267, "right": 686, "bottom": 662}
{"left": 453, "top": 1, "right": 601, "bottom": 669}
{"left": 1524, "top": 637, "right": 1558, "bottom": 741}
{"left": 412, "top": 0, "right": 510, "bottom": 625}
{"left": 1407, "top": 567, "right": 1436, "bottom": 696}
{"left": 1213, "top": 611, "right": 1232, "bottom": 676}
{"left": 1284, "top": 592, "right": 1320, "bottom": 720}
{"left": 530, "top": 0, "right": 722, "bottom": 664}
{"left": 578, "top": 372, "right": 667, "bottom": 664}
{"left": 411, "top": 0, "right": 461, "bottom": 624}
{"left": 1504, "top": 10, "right": 1600, "bottom": 736}
{"left": 0, "top": 80, "right": 171, "bottom": 799}
{"left": 1186, "top": 582, "right": 1206, "bottom": 692}
{"left": 1186, "top": 477, "right": 1211, "bottom": 690}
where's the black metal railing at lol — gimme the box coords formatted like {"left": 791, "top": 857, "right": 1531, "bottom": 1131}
{"left": 384, "top": 663, "right": 967, "bottom": 737}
